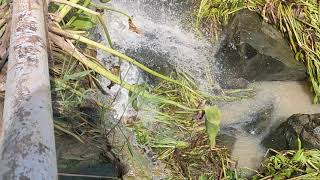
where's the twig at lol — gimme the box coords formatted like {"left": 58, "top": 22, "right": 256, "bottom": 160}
{"left": 49, "top": 26, "right": 202, "bottom": 98}
{"left": 58, "top": 172, "right": 119, "bottom": 179}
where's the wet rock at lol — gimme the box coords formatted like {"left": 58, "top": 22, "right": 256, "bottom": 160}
{"left": 56, "top": 135, "right": 122, "bottom": 179}
{"left": 219, "top": 77, "right": 249, "bottom": 89}
{"left": 125, "top": 46, "right": 176, "bottom": 85}
{"left": 216, "top": 9, "right": 306, "bottom": 84}
{"left": 262, "top": 114, "right": 320, "bottom": 150}
{"left": 79, "top": 100, "right": 101, "bottom": 124}
{"left": 243, "top": 105, "right": 273, "bottom": 135}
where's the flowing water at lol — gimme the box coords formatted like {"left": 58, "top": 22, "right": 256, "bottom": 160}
{"left": 96, "top": 0, "right": 320, "bottom": 172}
{"left": 96, "top": 0, "right": 217, "bottom": 120}
{"left": 220, "top": 81, "right": 320, "bottom": 169}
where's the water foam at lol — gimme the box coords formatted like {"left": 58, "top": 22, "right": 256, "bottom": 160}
{"left": 95, "top": 0, "right": 320, "bottom": 172}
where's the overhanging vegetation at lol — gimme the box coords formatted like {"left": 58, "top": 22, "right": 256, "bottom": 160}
{"left": 196, "top": 0, "right": 320, "bottom": 103}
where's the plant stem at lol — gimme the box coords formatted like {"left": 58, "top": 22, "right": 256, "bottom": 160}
{"left": 54, "top": 123, "right": 84, "bottom": 143}
{"left": 66, "top": 0, "right": 92, "bottom": 26}
{"left": 52, "top": 0, "right": 113, "bottom": 48}
{"left": 0, "top": 24, "right": 6, "bottom": 38}
{"left": 49, "top": 26, "right": 202, "bottom": 97}
{"left": 90, "top": 2, "right": 133, "bottom": 20}
{"left": 56, "top": 0, "right": 80, "bottom": 23}
{"left": 49, "top": 32, "right": 199, "bottom": 112}
{"left": 97, "top": 15, "right": 113, "bottom": 48}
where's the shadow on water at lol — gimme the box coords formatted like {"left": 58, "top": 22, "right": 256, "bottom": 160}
{"left": 56, "top": 135, "right": 121, "bottom": 180}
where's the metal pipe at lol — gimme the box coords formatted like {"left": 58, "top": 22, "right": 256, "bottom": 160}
{"left": 0, "top": 0, "right": 57, "bottom": 179}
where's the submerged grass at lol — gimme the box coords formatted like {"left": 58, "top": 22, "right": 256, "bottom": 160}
{"left": 196, "top": 0, "right": 320, "bottom": 103}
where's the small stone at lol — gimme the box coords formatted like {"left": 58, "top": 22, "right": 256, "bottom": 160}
{"left": 313, "top": 126, "right": 320, "bottom": 136}
{"left": 242, "top": 105, "right": 273, "bottom": 136}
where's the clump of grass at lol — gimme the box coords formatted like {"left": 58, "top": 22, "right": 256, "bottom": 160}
{"left": 47, "top": 0, "right": 229, "bottom": 178}
{"left": 195, "top": 0, "right": 248, "bottom": 40}
{"left": 254, "top": 139, "right": 320, "bottom": 179}
{"left": 48, "top": 0, "right": 126, "bottom": 145}
{"left": 259, "top": 0, "right": 320, "bottom": 104}
{"left": 125, "top": 73, "right": 235, "bottom": 179}
{"left": 47, "top": 1, "right": 132, "bottom": 177}
{"left": 50, "top": 45, "right": 104, "bottom": 143}
{"left": 196, "top": 0, "right": 320, "bottom": 103}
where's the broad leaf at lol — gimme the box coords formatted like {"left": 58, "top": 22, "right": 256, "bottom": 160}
{"left": 205, "top": 106, "right": 221, "bottom": 148}
{"left": 70, "top": 18, "right": 95, "bottom": 30}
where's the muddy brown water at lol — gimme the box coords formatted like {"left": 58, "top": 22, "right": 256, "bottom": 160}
{"left": 220, "top": 81, "right": 320, "bottom": 169}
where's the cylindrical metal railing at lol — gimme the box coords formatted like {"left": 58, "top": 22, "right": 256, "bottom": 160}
{"left": 0, "top": 0, "right": 57, "bottom": 179}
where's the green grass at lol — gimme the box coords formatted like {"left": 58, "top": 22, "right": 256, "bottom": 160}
{"left": 126, "top": 73, "right": 233, "bottom": 179}
{"left": 50, "top": 41, "right": 107, "bottom": 144}
{"left": 0, "top": 0, "right": 7, "bottom": 5}
{"left": 46, "top": 0, "right": 268, "bottom": 178}
{"left": 254, "top": 139, "right": 320, "bottom": 180}
{"left": 196, "top": 0, "right": 320, "bottom": 103}
{"left": 196, "top": 0, "right": 320, "bottom": 179}
{"left": 47, "top": 0, "right": 229, "bottom": 179}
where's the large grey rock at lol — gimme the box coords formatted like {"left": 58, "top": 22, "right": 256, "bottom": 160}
{"left": 125, "top": 46, "right": 176, "bottom": 84}
{"left": 216, "top": 9, "right": 306, "bottom": 86}
{"left": 262, "top": 114, "right": 320, "bottom": 150}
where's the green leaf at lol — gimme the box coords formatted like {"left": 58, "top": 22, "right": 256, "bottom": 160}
{"left": 205, "top": 106, "right": 221, "bottom": 148}
{"left": 198, "top": 175, "right": 207, "bottom": 180}
{"left": 71, "top": 19, "right": 94, "bottom": 30}
{"left": 64, "top": 70, "right": 92, "bottom": 80}
{"left": 297, "top": 136, "right": 302, "bottom": 150}
{"left": 152, "top": 137, "right": 189, "bottom": 149}
{"left": 70, "top": 14, "right": 96, "bottom": 30}
{"left": 292, "top": 149, "right": 304, "bottom": 162}
{"left": 284, "top": 168, "right": 294, "bottom": 178}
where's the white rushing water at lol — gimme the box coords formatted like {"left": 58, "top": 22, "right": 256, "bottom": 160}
{"left": 95, "top": 0, "right": 320, "bottom": 172}
{"left": 96, "top": 0, "right": 217, "bottom": 117}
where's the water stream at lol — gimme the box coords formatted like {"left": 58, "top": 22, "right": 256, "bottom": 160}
{"left": 96, "top": 0, "right": 320, "bottom": 172}
{"left": 220, "top": 81, "right": 320, "bottom": 169}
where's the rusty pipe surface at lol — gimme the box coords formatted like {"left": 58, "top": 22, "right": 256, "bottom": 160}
{"left": 0, "top": 0, "right": 57, "bottom": 179}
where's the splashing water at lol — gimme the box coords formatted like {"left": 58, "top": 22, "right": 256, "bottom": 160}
{"left": 95, "top": 0, "right": 320, "bottom": 173}
{"left": 96, "top": 0, "right": 217, "bottom": 117}
{"left": 95, "top": 0, "right": 218, "bottom": 177}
